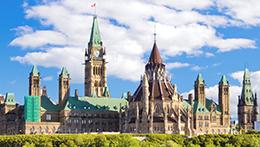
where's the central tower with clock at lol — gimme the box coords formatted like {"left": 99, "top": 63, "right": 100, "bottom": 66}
{"left": 84, "top": 16, "right": 110, "bottom": 97}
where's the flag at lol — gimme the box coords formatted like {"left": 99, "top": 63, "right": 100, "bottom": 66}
{"left": 91, "top": 3, "right": 96, "bottom": 8}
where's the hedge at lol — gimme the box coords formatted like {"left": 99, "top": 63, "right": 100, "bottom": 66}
{"left": 0, "top": 134, "right": 260, "bottom": 147}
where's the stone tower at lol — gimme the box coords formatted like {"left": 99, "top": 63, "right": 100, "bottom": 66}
{"left": 84, "top": 16, "right": 109, "bottom": 97}
{"left": 238, "top": 68, "right": 259, "bottom": 130}
{"left": 218, "top": 75, "right": 230, "bottom": 126}
{"left": 29, "top": 65, "right": 40, "bottom": 96}
{"left": 194, "top": 74, "right": 206, "bottom": 107}
{"left": 59, "top": 67, "right": 70, "bottom": 106}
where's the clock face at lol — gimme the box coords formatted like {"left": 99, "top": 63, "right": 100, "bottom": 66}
{"left": 94, "top": 50, "right": 99, "bottom": 57}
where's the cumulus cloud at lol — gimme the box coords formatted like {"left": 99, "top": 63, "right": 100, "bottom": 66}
{"left": 42, "top": 76, "right": 53, "bottom": 81}
{"left": 217, "top": 0, "right": 260, "bottom": 26}
{"left": 10, "top": 0, "right": 257, "bottom": 83}
{"left": 167, "top": 62, "right": 190, "bottom": 69}
{"left": 10, "top": 30, "right": 68, "bottom": 49}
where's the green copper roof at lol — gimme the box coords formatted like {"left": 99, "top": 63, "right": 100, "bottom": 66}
{"left": 183, "top": 100, "right": 191, "bottom": 110}
{"left": 193, "top": 101, "right": 209, "bottom": 113}
{"left": 241, "top": 68, "right": 255, "bottom": 105}
{"left": 205, "top": 99, "right": 221, "bottom": 113}
{"left": 195, "top": 73, "right": 204, "bottom": 84}
{"left": 219, "top": 75, "right": 228, "bottom": 85}
{"left": 30, "top": 65, "right": 40, "bottom": 76}
{"left": 4, "top": 93, "right": 16, "bottom": 105}
{"left": 60, "top": 67, "right": 69, "bottom": 77}
{"left": 41, "top": 96, "right": 61, "bottom": 112}
{"left": 64, "top": 96, "right": 128, "bottom": 112}
{"left": 89, "top": 16, "right": 102, "bottom": 48}
{"left": 193, "top": 98, "right": 221, "bottom": 114}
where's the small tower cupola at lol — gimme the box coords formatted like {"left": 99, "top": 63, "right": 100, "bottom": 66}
{"left": 194, "top": 73, "right": 206, "bottom": 107}
{"left": 59, "top": 67, "right": 70, "bottom": 106}
{"left": 29, "top": 65, "right": 41, "bottom": 96}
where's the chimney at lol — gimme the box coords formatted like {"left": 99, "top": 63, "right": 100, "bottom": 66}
{"left": 188, "top": 93, "right": 193, "bottom": 105}
{"left": 42, "top": 86, "right": 47, "bottom": 96}
{"left": 75, "top": 89, "right": 79, "bottom": 97}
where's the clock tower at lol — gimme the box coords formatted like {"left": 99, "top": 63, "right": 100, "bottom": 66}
{"left": 84, "top": 16, "right": 110, "bottom": 97}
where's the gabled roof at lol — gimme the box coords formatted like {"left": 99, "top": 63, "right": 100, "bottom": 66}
{"left": 148, "top": 42, "right": 163, "bottom": 65}
{"left": 193, "top": 98, "right": 221, "bottom": 114}
{"left": 41, "top": 96, "right": 61, "bottom": 112}
{"left": 193, "top": 101, "right": 209, "bottom": 113}
{"left": 30, "top": 65, "right": 40, "bottom": 76}
{"left": 4, "top": 93, "right": 16, "bottom": 105}
{"left": 89, "top": 16, "right": 102, "bottom": 48}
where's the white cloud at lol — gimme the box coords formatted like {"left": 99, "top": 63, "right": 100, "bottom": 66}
{"left": 10, "top": 0, "right": 256, "bottom": 82}
{"left": 210, "top": 38, "right": 256, "bottom": 52}
{"left": 10, "top": 30, "right": 68, "bottom": 49}
{"left": 217, "top": 0, "right": 260, "bottom": 26}
{"left": 42, "top": 76, "right": 53, "bottom": 81}
{"left": 154, "top": 0, "right": 213, "bottom": 11}
{"left": 167, "top": 62, "right": 190, "bottom": 69}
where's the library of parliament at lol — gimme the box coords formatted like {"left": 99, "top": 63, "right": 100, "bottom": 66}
{"left": 0, "top": 16, "right": 258, "bottom": 135}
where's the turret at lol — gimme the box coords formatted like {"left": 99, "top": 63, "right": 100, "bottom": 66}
{"left": 59, "top": 67, "right": 70, "bottom": 106}
{"left": 194, "top": 73, "right": 205, "bottom": 107}
{"left": 142, "top": 73, "right": 149, "bottom": 114}
{"left": 29, "top": 65, "right": 41, "bottom": 96}
{"left": 218, "top": 75, "right": 230, "bottom": 125}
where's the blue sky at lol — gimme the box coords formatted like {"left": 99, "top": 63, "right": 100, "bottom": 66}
{"left": 1, "top": 0, "right": 260, "bottom": 119}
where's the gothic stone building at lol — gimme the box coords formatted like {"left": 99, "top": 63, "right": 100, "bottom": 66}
{"left": 238, "top": 68, "right": 258, "bottom": 131}
{"left": 124, "top": 41, "right": 231, "bottom": 135}
{"left": 0, "top": 16, "right": 127, "bottom": 135}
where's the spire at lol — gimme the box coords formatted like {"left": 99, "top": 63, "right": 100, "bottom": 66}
{"left": 89, "top": 16, "right": 102, "bottom": 48}
{"left": 195, "top": 73, "right": 204, "bottom": 84}
{"left": 148, "top": 42, "right": 163, "bottom": 64}
{"left": 241, "top": 68, "right": 254, "bottom": 105}
{"left": 60, "top": 67, "right": 69, "bottom": 77}
{"left": 30, "top": 65, "right": 40, "bottom": 76}
{"left": 219, "top": 75, "right": 228, "bottom": 85}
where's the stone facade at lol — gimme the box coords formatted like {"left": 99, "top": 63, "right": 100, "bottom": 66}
{"left": 238, "top": 69, "right": 259, "bottom": 131}
{"left": 124, "top": 41, "right": 232, "bottom": 135}
{"left": 84, "top": 16, "right": 109, "bottom": 97}
{"left": 0, "top": 15, "right": 258, "bottom": 135}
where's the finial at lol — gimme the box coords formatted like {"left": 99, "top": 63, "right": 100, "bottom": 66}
{"left": 153, "top": 23, "right": 157, "bottom": 42}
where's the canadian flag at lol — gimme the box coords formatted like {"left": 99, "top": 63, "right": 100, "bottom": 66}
{"left": 91, "top": 3, "right": 96, "bottom": 8}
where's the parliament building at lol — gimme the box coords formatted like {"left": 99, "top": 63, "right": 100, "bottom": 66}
{"left": 0, "top": 16, "right": 258, "bottom": 135}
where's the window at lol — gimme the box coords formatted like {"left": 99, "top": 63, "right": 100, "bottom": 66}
{"left": 198, "top": 116, "right": 203, "bottom": 120}
{"left": 46, "top": 114, "right": 51, "bottom": 121}
{"left": 199, "top": 122, "right": 203, "bottom": 127}
{"left": 205, "top": 122, "right": 209, "bottom": 127}
{"left": 212, "top": 116, "right": 216, "bottom": 122}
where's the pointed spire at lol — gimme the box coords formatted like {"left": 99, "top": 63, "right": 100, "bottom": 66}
{"left": 60, "top": 67, "right": 69, "bottom": 77}
{"left": 196, "top": 73, "right": 204, "bottom": 84}
{"left": 89, "top": 16, "right": 102, "bottom": 48}
{"left": 148, "top": 42, "right": 163, "bottom": 64}
{"left": 30, "top": 65, "right": 40, "bottom": 76}
{"left": 219, "top": 75, "right": 228, "bottom": 85}
{"left": 241, "top": 68, "right": 254, "bottom": 105}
